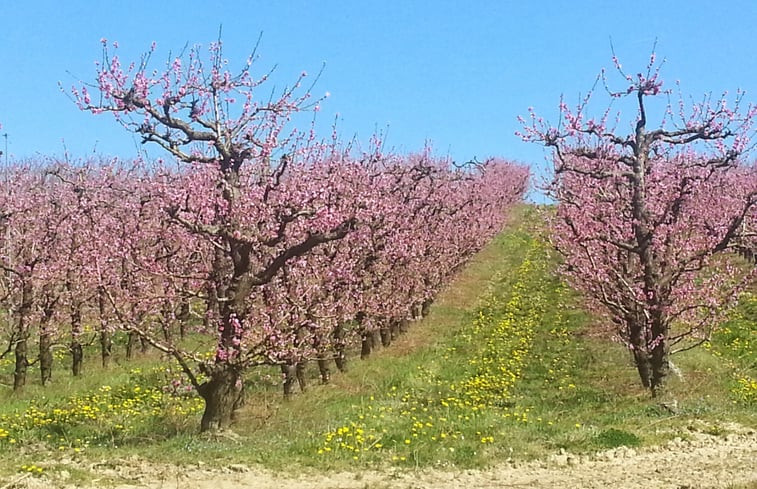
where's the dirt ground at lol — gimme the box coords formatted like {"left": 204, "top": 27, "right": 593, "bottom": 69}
{"left": 5, "top": 424, "right": 755, "bottom": 489}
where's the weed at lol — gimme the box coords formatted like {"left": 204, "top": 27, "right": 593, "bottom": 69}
{"left": 593, "top": 428, "right": 641, "bottom": 448}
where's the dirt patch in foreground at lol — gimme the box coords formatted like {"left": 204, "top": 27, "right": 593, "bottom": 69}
{"left": 6, "top": 428, "right": 756, "bottom": 489}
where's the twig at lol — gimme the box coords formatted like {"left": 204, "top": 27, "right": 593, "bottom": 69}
{"left": 0, "top": 472, "right": 33, "bottom": 489}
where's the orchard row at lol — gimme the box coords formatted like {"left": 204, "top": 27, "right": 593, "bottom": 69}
{"left": 0, "top": 153, "right": 528, "bottom": 429}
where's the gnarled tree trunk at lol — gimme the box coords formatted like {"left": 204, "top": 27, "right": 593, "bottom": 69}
{"left": 649, "top": 316, "right": 670, "bottom": 397}
{"left": 628, "top": 318, "right": 651, "bottom": 388}
{"left": 198, "top": 367, "right": 244, "bottom": 432}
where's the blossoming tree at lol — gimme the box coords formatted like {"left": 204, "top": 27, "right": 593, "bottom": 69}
{"left": 71, "top": 39, "right": 529, "bottom": 430}
{"left": 72, "top": 39, "right": 367, "bottom": 430}
{"left": 520, "top": 53, "right": 757, "bottom": 396}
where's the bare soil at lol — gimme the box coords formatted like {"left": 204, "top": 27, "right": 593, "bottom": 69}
{"left": 6, "top": 425, "right": 755, "bottom": 489}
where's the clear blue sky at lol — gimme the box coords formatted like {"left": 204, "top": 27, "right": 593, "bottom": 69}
{"left": 1, "top": 0, "right": 756, "bottom": 190}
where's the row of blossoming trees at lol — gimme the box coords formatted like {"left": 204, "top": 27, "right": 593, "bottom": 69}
{"left": 0, "top": 40, "right": 528, "bottom": 431}
{"left": 521, "top": 53, "right": 757, "bottom": 397}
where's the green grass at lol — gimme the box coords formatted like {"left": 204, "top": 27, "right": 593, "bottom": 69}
{"left": 0, "top": 205, "right": 754, "bottom": 483}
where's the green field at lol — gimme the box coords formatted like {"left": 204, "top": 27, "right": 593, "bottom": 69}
{"left": 0, "top": 206, "right": 754, "bottom": 484}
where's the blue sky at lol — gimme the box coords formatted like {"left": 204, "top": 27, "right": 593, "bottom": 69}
{"left": 1, "top": 0, "right": 755, "bottom": 192}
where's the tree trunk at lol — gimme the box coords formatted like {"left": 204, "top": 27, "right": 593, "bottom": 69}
{"left": 296, "top": 362, "right": 307, "bottom": 393}
{"left": 421, "top": 298, "right": 433, "bottom": 317}
{"left": 628, "top": 132, "right": 668, "bottom": 397}
{"left": 412, "top": 303, "right": 423, "bottom": 321}
{"left": 399, "top": 318, "right": 409, "bottom": 334}
{"left": 380, "top": 325, "right": 392, "bottom": 347}
{"left": 281, "top": 364, "right": 297, "bottom": 399}
{"left": 38, "top": 296, "right": 56, "bottom": 386}
{"left": 232, "top": 385, "right": 246, "bottom": 418}
{"left": 177, "top": 299, "right": 190, "bottom": 339}
{"left": 70, "top": 304, "right": 83, "bottom": 376}
{"left": 629, "top": 321, "right": 651, "bottom": 388}
{"left": 632, "top": 348, "right": 652, "bottom": 389}
{"left": 360, "top": 332, "right": 372, "bottom": 359}
{"left": 179, "top": 318, "right": 187, "bottom": 339}
{"left": 198, "top": 367, "right": 244, "bottom": 432}
{"left": 200, "top": 218, "right": 249, "bottom": 425}
{"left": 100, "top": 330, "right": 112, "bottom": 368}
{"left": 14, "top": 337, "right": 28, "bottom": 391}
{"left": 126, "top": 331, "right": 137, "bottom": 359}
{"left": 161, "top": 299, "right": 175, "bottom": 344}
{"left": 204, "top": 247, "right": 225, "bottom": 329}
{"left": 649, "top": 329, "right": 670, "bottom": 398}
{"left": 13, "top": 281, "right": 33, "bottom": 391}
{"left": 317, "top": 358, "right": 331, "bottom": 384}
{"left": 334, "top": 350, "right": 348, "bottom": 372}
{"left": 39, "top": 328, "right": 53, "bottom": 386}
{"left": 389, "top": 321, "right": 399, "bottom": 341}
{"left": 98, "top": 288, "right": 112, "bottom": 368}
{"left": 333, "top": 323, "right": 347, "bottom": 372}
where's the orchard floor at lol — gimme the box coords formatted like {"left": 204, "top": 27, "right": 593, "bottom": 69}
{"left": 6, "top": 426, "right": 756, "bottom": 488}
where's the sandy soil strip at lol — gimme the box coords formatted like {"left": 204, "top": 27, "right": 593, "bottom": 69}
{"left": 12, "top": 428, "right": 752, "bottom": 489}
